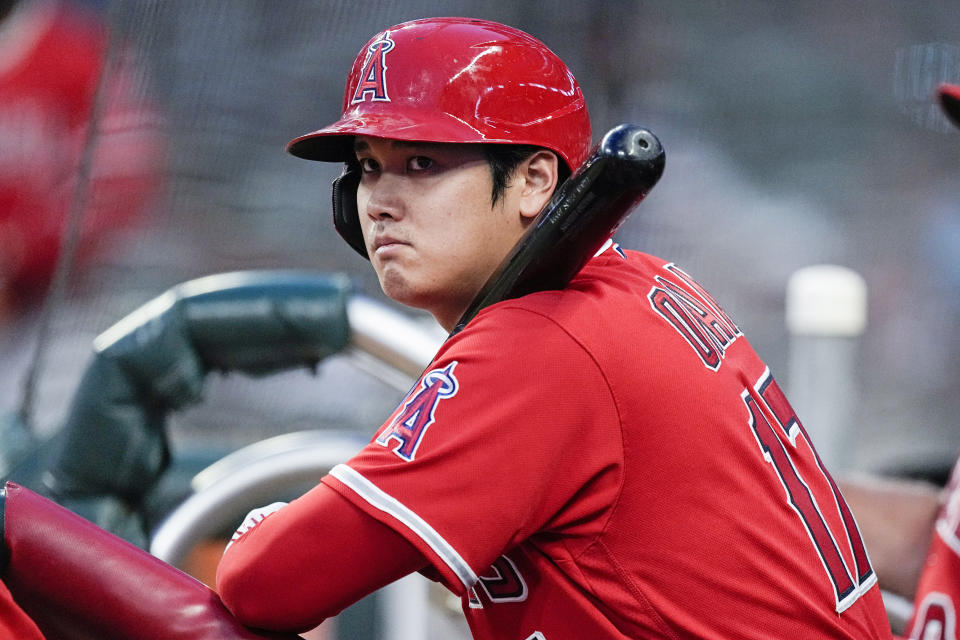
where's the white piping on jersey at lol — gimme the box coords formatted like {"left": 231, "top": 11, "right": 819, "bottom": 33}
{"left": 595, "top": 238, "right": 613, "bottom": 256}
{"left": 937, "top": 518, "right": 960, "bottom": 558}
{"left": 330, "top": 463, "right": 479, "bottom": 589}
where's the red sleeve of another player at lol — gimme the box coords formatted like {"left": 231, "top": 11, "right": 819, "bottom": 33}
{"left": 0, "top": 580, "right": 45, "bottom": 640}
{"left": 216, "top": 484, "right": 427, "bottom": 633}
{"left": 905, "top": 461, "right": 960, "bottom": 639}
{"left": 322, "top": 304, "right": 623, "bottom": 594}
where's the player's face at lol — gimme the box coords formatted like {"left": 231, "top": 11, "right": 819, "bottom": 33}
{"left": 354, "top": 137, "right": 533, "bottom": 330}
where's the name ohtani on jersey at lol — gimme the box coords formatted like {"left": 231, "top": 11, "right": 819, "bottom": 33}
{"left": 647, "top": 263, "right": 742, "bottom": 371}
{"left": 376, "top": 362, "right": 459, "bottom": 461}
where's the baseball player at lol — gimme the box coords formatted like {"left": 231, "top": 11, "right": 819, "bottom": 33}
{"left": 840, "top": 83, "right": 960, "bottom": 640}
{"left": 900, "top": 84, "right": 960, "bottom": 640}
{"left": 0, "top": 0, "right": 163, "bottom": 318}
{"left": 904, "top": 459, "right": 960, "bottom": 640}
{"left": 216, "top": 18, "right": 893, "bottom": 639}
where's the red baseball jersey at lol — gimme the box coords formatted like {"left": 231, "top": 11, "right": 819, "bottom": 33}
{"left": 0, "top": 579, "right": 44, "bottom": 640}
{"left": 904, "top": 459, "right": 960, "bottom": 640}
{"left": 324, "top": 245, "right": 892, "bottom": 639}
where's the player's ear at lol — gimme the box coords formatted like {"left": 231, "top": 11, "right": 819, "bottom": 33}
{"left": 516, "top": 150, "right": 559, "bottom": 221}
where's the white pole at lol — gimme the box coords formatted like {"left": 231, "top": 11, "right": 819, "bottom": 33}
{"left": 380, "top": 573, "right": 430, "bottom": 640}
{"left": 785, "top": 265, "right": 867, "bottom": 473}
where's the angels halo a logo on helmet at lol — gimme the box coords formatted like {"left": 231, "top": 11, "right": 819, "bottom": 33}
{"left": 351, "top": 30, "right": 395, "bottom": 104}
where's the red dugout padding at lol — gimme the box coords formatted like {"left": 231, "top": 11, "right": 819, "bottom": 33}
{"left": 1, "top": 482, "right": 302, "bottom": 640}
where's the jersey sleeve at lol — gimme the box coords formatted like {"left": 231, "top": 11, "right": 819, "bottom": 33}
{"left": 216, "top": 483, "right": 428, "bottom": 631}
{"left": 321, "top": 304, "right": 624, "bottom": 594}
{"left": 0, "top": 580, "right": 45, "bottom": 640}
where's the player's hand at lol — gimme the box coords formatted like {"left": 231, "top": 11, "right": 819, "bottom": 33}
{"left": 225, "top": 502, "right": 288, "bottom": 551}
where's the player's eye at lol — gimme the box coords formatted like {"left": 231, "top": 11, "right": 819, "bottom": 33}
{"left": 358, "top": 157, "right": 379, "bottom": 173}
{"left": 408, "top": 156, "right": 434, "bottom": 172}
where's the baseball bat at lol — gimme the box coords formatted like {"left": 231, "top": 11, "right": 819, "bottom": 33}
{"left": 451, "top": 124, "right": 666, "bottom": 335}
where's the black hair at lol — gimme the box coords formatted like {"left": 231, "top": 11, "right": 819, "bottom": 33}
{"left": 482, "top": 144, "right": 571, "bottom": 206}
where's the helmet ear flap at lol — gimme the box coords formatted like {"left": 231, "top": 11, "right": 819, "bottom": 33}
{"left": 331, "top": 163, "right": 368, "bottom": 259}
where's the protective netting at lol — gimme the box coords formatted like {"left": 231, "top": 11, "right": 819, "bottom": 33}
{"left": 3, "top": 0, "right": 960, "bottom": 481}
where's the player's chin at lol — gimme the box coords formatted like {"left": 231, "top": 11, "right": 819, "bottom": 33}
{"left": 376, "top": 268, "right": 428, "bottom": 307}
{"left": 380, "top": 274, "right": 463, "bottom": 323}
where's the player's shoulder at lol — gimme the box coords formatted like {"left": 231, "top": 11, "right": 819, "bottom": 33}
{"left": 574, "top": 243, "right": 674, "bottom": 287}
{"left": 514, "top": 244, "right": 669, "bottom": 311}
{"left": 456, "top": 247, "right": 654, "bottom": 345}
{"left": 443, "top": 286, "right": 597, "bottom": 370}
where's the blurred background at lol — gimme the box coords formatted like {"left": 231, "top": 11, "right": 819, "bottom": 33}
{"left": 1, "top": 0, "right": 959, "bottom": 559}
{"left": 2, "top": 0, "right": 959, "bottom": 636}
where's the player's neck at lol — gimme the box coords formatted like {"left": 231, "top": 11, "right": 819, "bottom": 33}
{"left": 432, "top": 308, "right": 461, "bottom": 334}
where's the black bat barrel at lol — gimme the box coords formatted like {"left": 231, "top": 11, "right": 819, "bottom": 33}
{"left": 452, "top": 124, "right": 665, "bottom": 334}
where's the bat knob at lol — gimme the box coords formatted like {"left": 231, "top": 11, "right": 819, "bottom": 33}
{"left": 599, "top": 123, "right": 663, "bottom": 159}
{"left": 596, "top": 124, "right": 666, "bottom": 192}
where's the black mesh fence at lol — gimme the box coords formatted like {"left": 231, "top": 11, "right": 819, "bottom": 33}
{"left": 3, "top": 0, "right": 960, "bottom": 481}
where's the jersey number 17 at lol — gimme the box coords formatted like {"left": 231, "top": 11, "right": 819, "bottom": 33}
{"left": 742, "top": 368, "right": 875, "bottom": 613}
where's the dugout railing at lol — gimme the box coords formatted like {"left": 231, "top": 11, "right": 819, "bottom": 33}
{"left": 1, "top": 270, "right": 457, "bottom": 639}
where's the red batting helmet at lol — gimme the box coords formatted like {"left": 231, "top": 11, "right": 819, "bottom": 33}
{"left": 287, "top": 17, "right": 593, "bottom": 258}
{"left": 939, "top": 83, "right": 960, "bottom": 129}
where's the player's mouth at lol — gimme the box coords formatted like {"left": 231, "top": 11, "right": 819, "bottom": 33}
{"left": 372, "top": 234, "right": 409, "bottom": 257}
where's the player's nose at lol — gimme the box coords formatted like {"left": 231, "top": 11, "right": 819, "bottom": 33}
{"left": 361, "top": 173, "right": 406, "bottom": 221}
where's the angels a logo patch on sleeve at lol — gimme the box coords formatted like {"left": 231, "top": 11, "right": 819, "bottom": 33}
{"left": 376, "top": 362, "right": 459, "bottom": 461}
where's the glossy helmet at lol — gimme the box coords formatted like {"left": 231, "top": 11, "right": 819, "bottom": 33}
{"left": 940, "top": 83, "right": 960, "bottom": 129}
{"left": 286, "top": 17, "right": 593, "bottom": 258}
